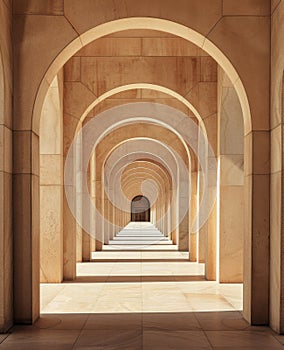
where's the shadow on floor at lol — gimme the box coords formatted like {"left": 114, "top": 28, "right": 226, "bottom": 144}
{"left": 1, "top": 311, "right": 284, "bottom": 349}
{"left": 73, "top": 275, "right": 206, "bottom": 283}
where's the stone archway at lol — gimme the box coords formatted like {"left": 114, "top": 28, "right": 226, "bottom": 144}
{"left": 13, "top": 12, "right": 268, "bottom": 327}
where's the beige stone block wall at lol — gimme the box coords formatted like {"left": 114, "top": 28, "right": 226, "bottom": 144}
{"left": 219, "top": 185, "right": 244, "bottom": 282}
{"left": 13, "top": 0, "right": 64, "bottom": 15}
{"left": 222, "top": 0, "right": 270, "bottom": 16}
{"left": 62, "top": 85, "right": 78, "bottom": 280}
{"left": 217, "top": 68, "right": 244, "bottom": 284}
{"left": 0, "top": 0, "right": 13, "bottom": 332}
{"left": 40, "top": 74, "right": 64, "bottom": 283}
{"left": 270, "top": 0, "right": 284, "bottom": 334}
{"left": 206, "top": 195, "right": 217, "bottom": 281}
{"left": 198, "top": 170, "right": 207, "bottom": 264}
{"left": 190, "top": 172, "right": 198, "bottom": 262}
{"left": 13, "top": 172, "right": 39, "bottom": 323}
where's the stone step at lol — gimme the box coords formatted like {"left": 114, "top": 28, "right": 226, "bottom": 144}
{"left": 106, "top": 222, "right": 173, "bottom": 251}
{"left": 113, "top": 237, "right": 169, "bottom": 241}
{"left": 109, "top": 240, "right": 173, "bottom": 245}
{"left": 117, "top": 234, "right": 164, "bottom": 237}
{"left": 103, "top": 244, "right": 178, "bottom": 251}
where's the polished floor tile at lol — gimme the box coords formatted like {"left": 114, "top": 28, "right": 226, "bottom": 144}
{"left": 142, "top": 312, "right": 201, "bottom": 331}
{"left": 40, "top": 225, "right": 243, "bottom": 316}
{"left": 194, "top": 311, "right": 249, "bottom": 331}
{"left": 206, "top": 330, "right": 283, "bottom": 348}
{"left": 85, "top": 313, "right": 143, "bottom": 330}
{"left": 0, "top": 329, "right": 80, "bottom": 350}
{"left": 74, "top": 330, "right": 142, "bottom": 350}
{"left": 1, "top": 313, "right": 283, "bottom": 349}
{"left": 143, "top": 330, "right": 211, "bottom": 350}
{"left": 34, "top": 314, "right": 89, "bottom": 330}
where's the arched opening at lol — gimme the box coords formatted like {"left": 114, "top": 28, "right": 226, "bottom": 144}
{"left": 37, "top": 25, "right": 247, "bottom": 317}
{"left": 12, "top": 12, "right": 270, "bottom": 332}
{"left": 131, "top": 195, "right": 151, "bottom": 222}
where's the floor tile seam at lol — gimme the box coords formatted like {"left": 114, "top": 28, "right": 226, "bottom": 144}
{"left": 67, "top": 326, "right": 83, "bottom": 350}
{"left": 103, "top": 255, "right": 119, "bottom": 287}
{"left": 272, "top": 334, "right": 284, "bottom": 347}
{"left": 189, "top": 311, "right": 205, "bottom": 332}
{"left": 201, "top": 326, "right": 215, "bottom": 349}
{"left": 90, "top": 277, "right": 111, "bottom": 307}
{"left": 40, "top": 284, "right": 68, "bottom": 313}
{"left": 141, "top": 329, "right": 214, "bottom": 349}
{"left": 80, "top": 313, "right": 91, "bottom": 332}
{"left": 219, "top": 293, "right": 241, "bottom": 311}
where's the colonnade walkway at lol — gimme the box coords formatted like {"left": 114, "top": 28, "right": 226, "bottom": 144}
{"left": 2, "top": 224, "right": 283, "bottom": 349}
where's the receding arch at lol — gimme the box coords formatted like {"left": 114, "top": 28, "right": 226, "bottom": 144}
{"left": 76, "top": 84, "right": 206, "bottom": 135}
{"left": 99, "top": 122, "right": 191, "bottom": 175}
{"left": 34, "top": 17, "right": 251, "bottom": 135}
{"left": 104, "top": 140, "right": 180, "bottom": 215}
{"left": 122, "top": 163, "right": 172, "bottom": 197}
{"left": 27, "top": 15, "right": 261, "bottom": 326}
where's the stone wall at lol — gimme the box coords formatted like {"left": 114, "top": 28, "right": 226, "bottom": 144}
{"left": 0, "top": 0, "right": 13, "bottom": 333}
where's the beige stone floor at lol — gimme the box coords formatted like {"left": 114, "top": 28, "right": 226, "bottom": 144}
{"left": 1, "top": 225, "right": 283, "bottom": 349}
{"left": 39, "top": 251, "right": 241, "bottom": 314}
{"left": 1, "top": 253, "right": 283, "bottom": 349}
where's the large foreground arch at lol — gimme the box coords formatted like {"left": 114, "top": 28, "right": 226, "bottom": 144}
{"left": 12, "top": 6, "right": 270, "bottom": 326}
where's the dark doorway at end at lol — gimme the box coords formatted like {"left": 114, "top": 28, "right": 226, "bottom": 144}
{"left": 131, "top": 195, "right": 150, "bottom": 222}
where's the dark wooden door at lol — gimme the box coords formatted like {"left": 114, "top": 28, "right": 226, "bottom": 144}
{"left": 131, "top": 196, "right": 150, "bottom": 222}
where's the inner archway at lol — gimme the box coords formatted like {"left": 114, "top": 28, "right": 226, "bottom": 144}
{"left": 131, "top": 195, "right": 151, "bottom": 222}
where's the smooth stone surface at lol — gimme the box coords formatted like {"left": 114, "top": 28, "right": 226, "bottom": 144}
{"left": 39, "top": 222, "right": 241, "bottom": 315}
{"left": 0, "top": 219, "right": 275, "bottom": 349}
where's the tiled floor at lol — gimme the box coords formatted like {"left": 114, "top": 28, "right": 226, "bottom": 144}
{"left": 1, "top": 312, "right": 284, "bottom": 349}
{"left": 1, "top": 223, "right": 283, "bottom": 349}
